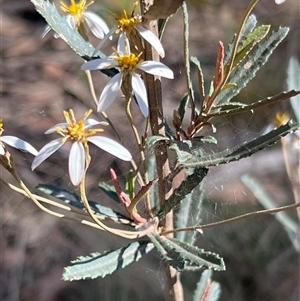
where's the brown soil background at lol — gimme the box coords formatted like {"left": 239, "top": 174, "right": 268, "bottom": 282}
{"left": 1, "top": 1, "right": 299, "bottom": 301}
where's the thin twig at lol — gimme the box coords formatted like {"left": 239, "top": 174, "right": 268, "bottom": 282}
{"left": 162, "top": 201, "right": 300, "bottom": 235}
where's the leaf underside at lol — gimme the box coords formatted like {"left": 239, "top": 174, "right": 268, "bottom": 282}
{"left": 63, "top": 241, "right": 154, "bottom": 280}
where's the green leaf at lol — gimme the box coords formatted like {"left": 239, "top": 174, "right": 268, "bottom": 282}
{"left": 192, "top": 135, "right": 218, "bottom": 145}
{"left": 209, "top": 90, "right": 300, "bottom": 117}
{"left": 182, "top": 121, "right": 300, "bottom": 168}
{"left": 223, "top": 14, "right": 258, "bottom": 65}
{"left": 191, "top": 56, "right": 205, "bottom": 100}
{"left": 146, "top": 135, "right": 170, "bottom": 148}
{"left": 175, "top": 182, "right": 205, "bottom": 245}
{"left": 178, "top": 93, "right": 190, "bottom": 122}
{"left": 149, "top": 235, "right": 225, "bottom": 272}
{"left": 62, "top": 241, "right": 154, "bottom": 280}
{"left": 169, "top": 141, "right": 193, "bottom": 163}
{"left": 37, "top": 184, "right": 133, "bottom": 224}
{"left": 157, "top": 168, "right": 208, "bottom": 219}
{"left": 232, "top": 25, "right": 270, "bottom": 69}
{"left": 215, "top": 26, "right": 289, "bottom": 106}
{"left": 193, "top": 270, "right": 221, "bottom": 301}
{"left": 147, "top": 155, "right": 160, "bottom": 210}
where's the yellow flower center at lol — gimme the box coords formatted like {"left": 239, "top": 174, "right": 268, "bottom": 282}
{"left": 273, "top": 112, "right": 290, "bottom": 127}
{"left": 0, "top": 118, "right": 3, "bottom": 135}
{"left": 114, "top": 1, "right": 142, "bottom": 32}
{"left": 60, "top": 0, "right": 93, "bottom": 26}
{"left": 58, "top": 109, "right": 103, "bottom": 143}
{"left": 60, "top": 0, "right": 92, "bottom": 15}
{"left": 117, "top": 53, "right": 140, "bottom": 72}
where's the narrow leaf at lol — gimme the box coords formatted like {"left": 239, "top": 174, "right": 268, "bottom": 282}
{"left": 215, "top": 27, "right": 289, "bottom": 106}
{"left": 157, "top": 168, "right": 208, "bottom": 219}
{"left": 175, "top": 182, "right": 205, "bottom": 245}
{"left": 147, "top": 155, "right": 160, "bottom": 210}
{"left": 209, "top": 90, "right": 300, "bottom": 117}
{"left": 63, "top": 241, "right": 154, "bottom": 280}
{"left": 150, "top": 235, "right": 225, "bottom": 272}
{"left": 146, "top": 135, "right": 170, "bottom": 148}
{"left": 231, "top": 25, "right": 270, "bottom": 69}
{"left": 37, "top": 184, "right": 133, "bottom": 224}
{"left": 182, "top": 120, "right": 300, "bottom": 168}
{"left": 191, "top": 56, "right": 205, "bottom": 101}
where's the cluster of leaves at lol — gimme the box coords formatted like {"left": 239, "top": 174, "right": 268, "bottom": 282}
{"left": 23, "top": 0, "right": 299, "bottom": 297}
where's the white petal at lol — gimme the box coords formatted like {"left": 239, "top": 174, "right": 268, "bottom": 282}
{"left": 81, "top": 57, "right": 118, "bottom": 71}
{"left": 117, "top": 33, "right": 130, "bottom": 54}
{"left": 84, "top": 119, "right": 108, "bottom": 128}
{"left": 93, "top": 27, "right": 117, "bottom": 56}
{"left": 139, "top": 61, "right": 174, "bottom": 79}
{"left": 66, "top": 15, "right": 76, "bottom": 29}
{"left": 136, "top": 25, "right": 165, "bottom": 58}
{"left": 131, "top": 74, "right": 149, "bottom": 117}
{"left": 84, "top": 11, "right": 109, "bottom": 39}
{"left": 275, "top": 0, "right": 286, "bottom": 4}
{"left": 88, "top": 136, "right": 132, "bottom": 161}
{"left": 44, "top": 123, "right": 68, "bottom": 134}
{"left": 98, "top": 73, "right": 123, "bottom": 112}
{"left": 31, "top": 138, "right": 64, "bottom": 170}
{"left": 0, "top": 144, "right": 4, "bottom": 155}
{"left": 69, "top": 141, "right": 85, "bottom": 186}
{"left": 0, "top": 136, "right": 38, "bottom": 156}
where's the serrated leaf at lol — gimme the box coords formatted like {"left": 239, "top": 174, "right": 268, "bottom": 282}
{"left": 175, "top": 182, "right": 205, "bottom": 245}
{"left": 193, "top": 270, "right": 221, "bottom": 301}
{"left": 209, "top": 90, "right": 300, "bottom": 117}
{"left": 215, "top": 26, "right": 289, "bottom": 106}
{"left": 63, "top": 241, "right": 154, "bottom": 281}
{"left": 231, "top": 25, "right": 270, "bottom": 69}
{"left": 224, "top": 14, "right": 258, "bottom": 65}
{"left": 182, "top": 121, "right": 300, "bottom": 168}
{"left": 149, "top": 235, "right": 225, "bottom": 272}
{"left": 157, "top": 168, "right": 208, "bottom": 219}
{"left": 146, "top": 135, "right": 170, "bottom": 148}
{"left": 37, "top": 184, "right": 133, "bottom": 224}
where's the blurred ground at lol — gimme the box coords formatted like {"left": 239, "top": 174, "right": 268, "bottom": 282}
{"left": 1, "top": 0, "right": 299, "bottom": 301}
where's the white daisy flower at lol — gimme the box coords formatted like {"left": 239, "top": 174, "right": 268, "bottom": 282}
{"left": 31, "top": 110, "right": 132, "bottom": 186}
{"left": 0, "top": 119, "right": 38, "bottom": 156}
{"left": 82, "top": 35, "right": 174, "bottom": 117}
{"left": 93, "top": 1, "right": 165, "bottom": 57}
{"left": 59, "top": 0, "right": 109, "bottom": 41}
